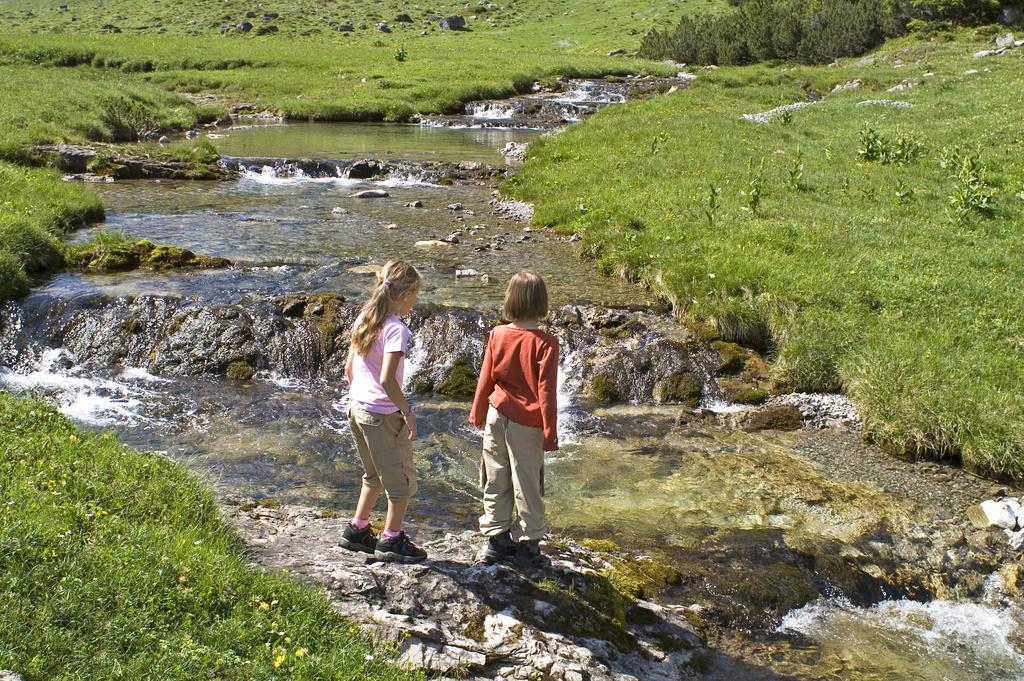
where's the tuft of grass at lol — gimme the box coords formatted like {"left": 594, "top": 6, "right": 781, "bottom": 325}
{"left": 508, "top": 31, "right": 1024, "bottom": 478}
{"left": 0, "top": 393, "right": 420, "bottom": 680}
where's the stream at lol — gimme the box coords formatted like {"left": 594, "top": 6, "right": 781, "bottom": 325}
{"left": 3, "top": 89, "right": 1024, "bottom": 679}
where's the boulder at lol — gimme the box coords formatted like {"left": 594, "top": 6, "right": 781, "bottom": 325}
{"left": 969, "top": 499, "right": 1018, "bottom": 530}
{"left": 439, "top": 16, "right": 465, "bottom": 30}
{"left": 345, "top": 159, "right": 384, "bottom": 179}
{"left": 350, "top": 189, "right": 390, "bottom": 198}
{"left": 395, "top": 13, "right": 413, "bottom": 23}
{"left": 237, "top": 20, "right": 253, "bottom": 33}
{"left": 996, "top": 33, "right": 1016, "bottom": 49}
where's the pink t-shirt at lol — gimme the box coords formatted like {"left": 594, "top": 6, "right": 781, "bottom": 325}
{"left": 349, "top": 313, "right": 411, "bottom": 414}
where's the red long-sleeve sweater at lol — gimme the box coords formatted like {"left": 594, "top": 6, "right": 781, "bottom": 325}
{"left": 469, "top": 325, "right": 560, "bottom": 451}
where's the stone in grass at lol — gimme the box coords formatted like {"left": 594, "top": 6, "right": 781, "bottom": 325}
{"left": 438, "top": 16, "right": 465, "bottom": 30}
{"left": 654, "top": 371, "right": 701, "bottom": 407}
{"left": 742, "top": 405, "right": 803, "bottom": 432}
{"left": 447, "top": 202, "right": 464, "bottom": 211}
{"left": 406, "top": 200, "right": 424, "bottom": 208}
{"left": 415, "top": 240, "right": 452, "bottom": 249}
{"left": 351, "top": 189, "right": 390, "bottom": 198}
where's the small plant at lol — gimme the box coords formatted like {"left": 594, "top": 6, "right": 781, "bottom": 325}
{"left": 786, "top": 149, "right": 805, "bottom": 191}
{"left": 703, "top": 184, "right": 720, "bottom": 225}
{"left": 649, "top": 131, "right": 669, "bottom": 155}
{"left": 858, "top": 127, "right": 921, "bottom": 165}
{"left": 893, "top": 179, "right": 914, "bottom": 204}
{"left": 394, "top": 46, "right": 407, "bottom": 62}
{"left": 779, "top": 109, "right": 793, "bottom": 125}
{"left": 858, "top": 127, "right": 884, "bottom": 162}
{"left": 741, "top": 157, "right": 765, "bottom": 215}
{"left": 942, "top": 146, "right": 995, "bottom": 225}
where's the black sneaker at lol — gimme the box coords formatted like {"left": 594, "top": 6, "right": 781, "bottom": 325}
{"left": 515, "top": 539, "right": 549, "bottom": 567}
{"left": 339, "top": 522, "right": 377, "bottom": 554}
{"left": 374, "top": 531, "right": 428, "bottom": 563}
{"left": 481, "top": 531, "right": 517, "bottom": 564}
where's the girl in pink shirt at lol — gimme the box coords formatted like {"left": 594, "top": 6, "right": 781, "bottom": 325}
{"left": 340, "top": 261, "right": 427, "bottom": 563}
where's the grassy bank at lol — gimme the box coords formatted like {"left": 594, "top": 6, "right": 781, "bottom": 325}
{"left": 0, "top": 163, "right": 104, "bottom": 299}
{"left": 508, "top": 29, "right": 1024, "bottom": 477}
{"left": 0, "top": 392, "right": 418, "bottom": 679}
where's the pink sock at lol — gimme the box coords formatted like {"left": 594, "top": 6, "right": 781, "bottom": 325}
{"left": 350, "top": 517, "right": 370, "bottom": 529}
{"left": 383, "top": 528, "right": 402, "bottom": 539}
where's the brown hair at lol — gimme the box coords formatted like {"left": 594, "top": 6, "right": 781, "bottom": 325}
{"left": 502, "top": 271, "right": 549, "bottom": 322}
{"left": 350, "top": 260, "right": 421, "bottom": 356}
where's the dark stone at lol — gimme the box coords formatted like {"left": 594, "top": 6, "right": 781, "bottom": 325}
{"left": 439, "top": 15, "right": 465, "bottom": 30}
{"left": 244, "top": 10, "right": 257, "bottom": 18}
{"left": 255, "top": 25, "right": 278, "bottom": 35}
{"left": 347, "top": 159, "right": 384, "bottom": 179}
{"left": 262, "top": 12, "right": 279, "bottom": 22}
{"left": 237, "top": 20, "right": 253, "bottom": 33}
{"left": 395, "top": 13, "right": 413, "bottom": 23}
{"left": 743, "top": 405, "right": 804, "bottom": 432}
{"left": 607, "top": 48, "right": 626, "bottom": 56}
{"left": 377, "top": 22, "right": 390, "bottom": 32}
{"left": 337, "top": 21, "right": 353, "bottom": 32}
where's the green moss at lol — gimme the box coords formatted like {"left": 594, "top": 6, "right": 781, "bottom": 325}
{"left": 580, "top": 538, "right": 620, "bottom": 553}
{"left": 141, "top": 244, "right": 195, "bottom": 269}
{"left": 462, "top": 606, "right": 491, "bottom": 642}
{"left": 226, "top": 359, "right": 256, "bottom": 381}
{"left": 533, "top": 575, "right": 637, "bottom": 652}
{"left": 189, "top": 255, "right": 232, "bottom": 269}
{"left": 655, "top": 371, "right": 701, "bottom": 406}
{"left": 730, "top": 388, "right": 769, "bottom": 405}
{"left": 711, "top": 340, "right": 747, "bottom": 375}
{"left": 605, "top": 557, "right": 682, "bottom": 601}
{"left": 435, "top": 356, "right": 478, "bottom": 400}
{"left": 590, "top": 373, "right": 619, "bottom": 403}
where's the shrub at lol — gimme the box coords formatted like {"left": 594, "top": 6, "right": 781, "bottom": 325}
{"left": 640, "top": 0, "right": 1008, "bottom": 65}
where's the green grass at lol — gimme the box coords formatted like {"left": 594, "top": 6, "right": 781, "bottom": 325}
{"left": 0, "top": 392, "right": 420, "bottom": 680}
{"left": 0, "top": 162, "right": 104, "bottom": 299}
{"left": 508, "top": 29, "right": 1024, "bottom": 478}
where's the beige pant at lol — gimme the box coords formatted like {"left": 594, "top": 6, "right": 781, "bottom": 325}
{"left": 349, "top": 404, "right": 417, "bottom": 500}
{"left": 479, "top": 405, "right": 546, "bottom": 541}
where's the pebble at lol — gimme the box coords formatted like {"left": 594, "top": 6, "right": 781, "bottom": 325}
{"left": 331, "top": 207, "right": 348, "bottom": 215}
{"left": 405, "top": 200, "right": 424, "bottom": 208}
{"left": 455, "top": 268, "right": 480, "bottom": 278}
{"left": 385, "top": 223, "right": 399, "bottom": 230}
{"left": 447, "top": 203, "right": 464, "bottom": 211}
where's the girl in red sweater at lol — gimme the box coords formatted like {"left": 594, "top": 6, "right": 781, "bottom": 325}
{"left": 469, "top": 271, "right": 559, "bottom": 563}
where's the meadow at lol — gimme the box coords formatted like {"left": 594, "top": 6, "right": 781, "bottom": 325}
{"left": 507, "top": 28, "right": 1024, "bottom": 477}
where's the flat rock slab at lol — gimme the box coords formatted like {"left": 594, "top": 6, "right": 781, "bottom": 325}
{"left": 223, "top": 496, "right": 706, "bottom": 680}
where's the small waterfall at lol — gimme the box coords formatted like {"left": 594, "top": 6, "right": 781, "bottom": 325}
{"left": 468, "top": 102, "right": 519, "bottom": 120}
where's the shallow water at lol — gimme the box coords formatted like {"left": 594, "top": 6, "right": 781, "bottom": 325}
{"left": 6, "top": 123, "right": 1024, "bottom": 680}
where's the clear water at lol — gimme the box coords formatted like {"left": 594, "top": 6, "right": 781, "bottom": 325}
{"left": 6, "top": 122, "right": 1023, "bottom": 680}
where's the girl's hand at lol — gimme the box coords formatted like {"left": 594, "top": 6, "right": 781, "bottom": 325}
{"left": 404, "top": 411, "right": 417, "bottom": 441}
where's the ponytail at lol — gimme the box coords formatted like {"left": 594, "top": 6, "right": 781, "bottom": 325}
{"left": 350, "top": 260, "right": 421, "bottom": 356}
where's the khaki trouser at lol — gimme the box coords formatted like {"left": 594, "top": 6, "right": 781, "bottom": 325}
{"left": 349, "top": 403, "right": 417, "bottom": 500}
{"left": 479, "top": 405, "right": 546, "bottom": 541}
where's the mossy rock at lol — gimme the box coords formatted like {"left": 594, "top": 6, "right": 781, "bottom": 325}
{"left": 226, "top": 359, "right": 256, "bottom": 381}
{"left": 605, "top": 557, "right": 682, "bottom": 600}
{"left": 654, "top": 371, "right": 701, "bottom": 407}
{"left": 462, "top": 605, "right": 492, "bottom": 642}
{"left": 435, "top": 356, "right": 478, "bottom": 400}
{"left": 409, "top": 375, "right": 435, "bottom": 394}
{"left": 730, "top": 388, "right": 769, "bottom": 405}
{"left": 141, "top": 245, "right": 196, "bottom": 269}
{"left": 743, "top": 405, "right": 803, "bottom": 431}
{"left": 190, "top": 255, "right": 232, "bottom": 269}
{"left": 711, "top": 340, "right": 747, "bottom": 375}
{"left": 590, "top": 373, "right": 619, "bottom": 403}
{"left": 91, "top": 247, "right": 139, "bottom": 271}
{"left": 721, "top": 562, "right": 820, "bottom": 618}
{"left": 531, "top": 576, "right": 636, "bottom": 652}
{"left": 580, "top": 538, "right": 620, "bottom": 553}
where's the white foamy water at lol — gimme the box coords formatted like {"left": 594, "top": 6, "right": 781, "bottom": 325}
{"left": 777, "top": 597, "right": 1024, "bottom": 680}
{"left": 240, "top": 166, "right": 358, "bottom": 187}
{"left": 376, "top": 173, "right": 441, "bottom": 188}
{"left": 470, "top": 103, "right": 518, "bottom": 120}
{"left": 0, "top": 350, "right": 152, "bottom": 426}
{"left": 555, "top": 346, "right": 585, "bottom": 446}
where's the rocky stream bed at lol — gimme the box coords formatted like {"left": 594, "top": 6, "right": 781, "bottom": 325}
{"left": 4, "top": 75, "right": 1024, "bottom": 679}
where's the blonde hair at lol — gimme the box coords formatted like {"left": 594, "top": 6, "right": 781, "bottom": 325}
{"left": 350, "top": 260, "right": 421, "bottom": 356}
{"left": 503, "top": 271, "right": 549, "bottom": 322}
